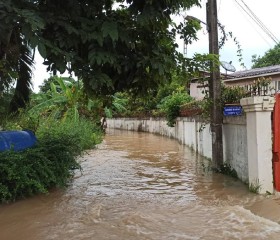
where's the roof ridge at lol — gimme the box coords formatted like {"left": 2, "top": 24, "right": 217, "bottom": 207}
{"left": 229, "top": 65, "right": 280, "bottom": 78}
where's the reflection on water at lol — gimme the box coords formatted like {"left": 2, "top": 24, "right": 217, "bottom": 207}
{"left": 1, "top": 129, "right": 280, "bottom": 239}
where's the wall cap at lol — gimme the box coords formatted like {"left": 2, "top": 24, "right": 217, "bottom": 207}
{"left": 240, "top": 96, "right": 275, "bottom": 112}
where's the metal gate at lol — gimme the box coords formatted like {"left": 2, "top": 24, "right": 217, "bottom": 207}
{"left": 273, "top": 93, "right": 280, "bottom": 191}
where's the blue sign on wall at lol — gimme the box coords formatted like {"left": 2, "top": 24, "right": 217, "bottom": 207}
{"left": 223, "top": 105, "right": 242, "bottom": 116}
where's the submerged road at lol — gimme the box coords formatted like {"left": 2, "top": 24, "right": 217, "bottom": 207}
{"left": 1, "top": 129, "right": 280, "bottom": 239}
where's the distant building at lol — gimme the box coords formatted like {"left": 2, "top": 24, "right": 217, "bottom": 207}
{"left": 190, "top": 65, "right": 280, "bottom": 99}
{"left": 224, "top": 65, "right": 280, "bottom": 93}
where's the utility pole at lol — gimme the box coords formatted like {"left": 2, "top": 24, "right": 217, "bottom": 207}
{"left": 206, "top": 0, "right": 223, "bottom": 169}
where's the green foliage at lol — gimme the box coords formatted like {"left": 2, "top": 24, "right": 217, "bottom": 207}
{"left": 0, "top": 59, "right": 17, "bottom": 92}
{"left": 8, "top": 39, "right": 34, "bottom": 113}
{"left": 0, "top": 117, "right": 102, "bottom": 203}
{"left": 29, "top": 76, "right": 99, "bottom": 122}
{"left": 104, "top": 92, "right": 129, "bottom": 118}
{"left": 38, "top": 76, "right": 76, "bottom": 93}
{"left": 0, "top": 74, "right": 103, "bottom": 203}
{"left": 221, "top": 84, "right": 248, "bottom": 105}
{"left": 1, "top": 0, "right": 203, "bottom": 99}
{"left": 177, "top": 16, "right": 201, "bottom": 45}
{"left": 181, "top": 82, "right": 249, "bottom": 126}
{"left": 252, "top": 43, "right": 280, "bottom": 68}
{"left": 37, "top": 118, "right": 103, "bottom": 152}
{"left": 226, "top": 32, "right": 245, "bottom": 68}
{"left": 0, "top": 90, "right": 14, "bottom": 121}
{"left": 104, "top": 90, "right": 155, "bottom": 118}
{"left": 155, "top": 71, "right": 188, "bottom": 102}
{"left": 0, "top": 26, "right": 35, "bottom": 113}
{"left": 105, "top": 70, "right": 194, "bottom": 119}
{"left": 158, "top": 90, "right": 193, "bottom": 127}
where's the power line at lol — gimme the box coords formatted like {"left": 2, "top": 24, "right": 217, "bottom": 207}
{"left": 234, "top": 0, "right": 277, "bottom": 43}
{"left": 240, "top": 0, "right": 279, "bottom": 43}
{"left": 232, "top": 0, "right": 272, "bottom": 47}
{"left": 233, "top": 0, "right": 279, "bottom": 45}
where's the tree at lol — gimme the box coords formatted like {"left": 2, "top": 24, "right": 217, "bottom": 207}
{"left": 0, "top": 0, "right": 206, "bottom": 111}
{"left": 251, "top": 43, "right": 280, "bottom": 68}
{"left": 0, "top": 1, "right": 36, "bottom": 112}
{"left": 38, "top": 76, "right": 76, "bottom": 93}
{"left": 9, "top": 40, "right": 34, "bottom": 112}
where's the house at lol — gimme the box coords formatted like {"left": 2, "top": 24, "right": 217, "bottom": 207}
{"left": 224, "top": 65, "right": 280, "bottom": 94}
{"left": 189, "top": 71, "right": 210, "bottom": 100}
{"left": 189, "top": 71, "right": 228, "bottom": 100}
{"left": 190, "top": 65, "right": 280, "bottom": 99}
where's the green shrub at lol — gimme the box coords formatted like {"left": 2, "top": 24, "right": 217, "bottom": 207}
{"left": 158, "top": 91, "right": 193, "bottom": 127}
{"left": 0, "top": 141, "right": 77, "bottom": 202}
{"left": 0, "top": 118, "right": 103, "bottom": 203}
{"left": 221, "top": 85, "right": 248, "bottom": 105}
{"left": 37, "top": 118, "right": 102, "bottom": 152}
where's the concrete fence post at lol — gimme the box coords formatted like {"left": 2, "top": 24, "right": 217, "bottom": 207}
{"left": 240, "top": 96, "right": 275, "bottom": 194}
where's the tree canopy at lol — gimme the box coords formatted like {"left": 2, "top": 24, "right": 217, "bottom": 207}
{"left": 251, "top": 43, "right": 280, "bottom": 69}
{"left": 1, "top": 0, "right": 208, "bottom": 111}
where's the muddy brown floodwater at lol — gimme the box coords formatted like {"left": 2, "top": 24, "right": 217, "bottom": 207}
{"left": 2, "top": 129, "right": 280, "bottom": 240}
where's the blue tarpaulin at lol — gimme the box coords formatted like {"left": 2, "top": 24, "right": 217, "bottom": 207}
{"left": 0, "top": 130, "right": 37, "bottom": 152}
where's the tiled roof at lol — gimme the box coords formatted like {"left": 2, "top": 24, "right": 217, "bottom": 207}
{"left": 229, "top": 65, "right": 280, "bottom": 78}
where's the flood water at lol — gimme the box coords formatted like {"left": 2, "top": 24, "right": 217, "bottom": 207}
{"left": 2, "top": 129, "right": 280, "bottom": 239}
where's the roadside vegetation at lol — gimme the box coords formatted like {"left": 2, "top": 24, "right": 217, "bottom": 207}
{"left": 107, "top": 73, "right": 253, "bottom": 126}
{"left": 0, "top": 0, "right": 208, "bottom": 203}
{"left": 0, "top": 77, "right": 103, "bottom": 203}
{"left": 0, "top": 118, "right": 102, "bottom": 203}
{"left": 1, "top": 70, "right": 271, "bottom": 203}
{"left": 0, "top": 71, "right": 251, "bottom": 202}
{"left": 1, "top": 1, "right": 272, "bottom": 202}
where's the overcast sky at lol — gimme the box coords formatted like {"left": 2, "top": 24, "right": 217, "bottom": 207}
{"left": 32, "top": 0, "right": 280, "bottom": 92}
{"left": 181, "top": 0, "right": 280, "bottom": 72}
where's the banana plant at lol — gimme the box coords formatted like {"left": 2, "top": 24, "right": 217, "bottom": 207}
{"left": 28, "top": 76, "right": 83, "bottom": 122}
{"left": 104, "top": 92, "right": 128, "bottom": 118}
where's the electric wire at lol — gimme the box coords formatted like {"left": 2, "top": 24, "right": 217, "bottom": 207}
{"left": 240, "top": 0, "right": 279, "bottom": 43}
{"left": 234, "top": 0, "right": 277, "bottom": 44}
{"left": 233, "top": 0, "right": 279, "bottom": 45}
{"left": 232, "top": 0, "right": 272, "bottom": 47}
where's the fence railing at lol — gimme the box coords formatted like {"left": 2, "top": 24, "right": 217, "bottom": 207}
{"left": 244, "top": 84, "right": 274, "bottom": 96}
{"left": 243, "top": 77, "right": 274, "bottom": 97}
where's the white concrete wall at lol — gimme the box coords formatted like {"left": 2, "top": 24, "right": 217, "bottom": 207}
{"left": 107, "top": 116, "right": 248, "bottom": 182}
{"left": 223, "top": 116, "right": 248, "bottom": 182}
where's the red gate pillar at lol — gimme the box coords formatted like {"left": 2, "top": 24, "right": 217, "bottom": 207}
{"left": 273, "top": 93, "right": 280, "bottom": 191}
